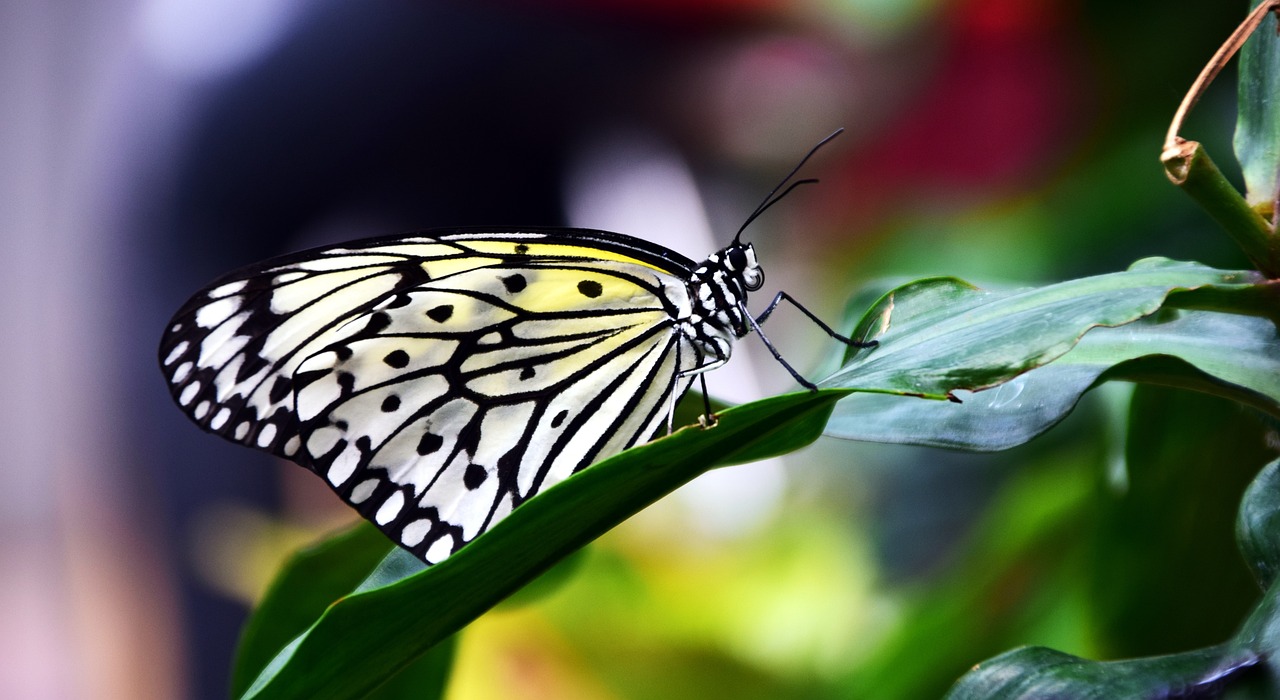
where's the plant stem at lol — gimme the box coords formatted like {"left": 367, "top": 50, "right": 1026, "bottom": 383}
{"left": 1162, "top": 139, "right": 1280, "bottom": 277}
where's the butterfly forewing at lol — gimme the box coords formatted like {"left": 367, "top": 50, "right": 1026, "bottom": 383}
{"left": 160, "top": 230, "right": 705, "bottom": 562}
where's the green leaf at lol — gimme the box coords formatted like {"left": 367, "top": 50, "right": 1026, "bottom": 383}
{"left": 947, "top": 458, "right": 1280, "bottom": 699}
{"left": 237, "top": 389, "right": 842, "bottom": 700}
{"left": 1088, "top": 388, "right": 1265, "bottom": 658}
{"left": 944, "top": 644, "right": 1262, "bottom": 700}
{"left": 231, "top": 522, "right": 395, "bottom": 697}
{"left": 822, "top": 259, "right": 1275, "bottom": 450}
{"left": 361, "top": 636, "right": 456, "bottom": 700}
{"left": 840, "top": 457, "right": 1097, "bottom": 699}
{"left": 1238, "top": 459, "right": 1280, "bottom": 590}
{"left": 1235, "top": 0, "right": 1280, "bottom": 209}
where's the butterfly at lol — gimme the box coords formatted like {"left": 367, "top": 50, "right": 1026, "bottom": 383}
{"left": 159, "top": 132, "right": 874, "bottom": 564}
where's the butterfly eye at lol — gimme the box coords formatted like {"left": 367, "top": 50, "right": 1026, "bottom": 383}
{"left": 725, "top": 246, "right": 763, "bottom": 291}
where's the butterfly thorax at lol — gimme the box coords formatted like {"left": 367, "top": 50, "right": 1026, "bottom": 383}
{"left": 679, "top": 241, "right": 763, "bottom": 368}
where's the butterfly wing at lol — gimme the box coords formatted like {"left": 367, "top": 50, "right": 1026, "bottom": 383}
{"left": 160, "top": 230, "right": 704, "bottom": 562}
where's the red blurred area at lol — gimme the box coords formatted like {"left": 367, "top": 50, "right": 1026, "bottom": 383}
{"left": 823, "top": 0, "right": 1090, "bottom": 230}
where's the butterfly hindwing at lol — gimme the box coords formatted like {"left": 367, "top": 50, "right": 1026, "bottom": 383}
{"left": 160, "top": 230, "right": 706, "bottom": 562}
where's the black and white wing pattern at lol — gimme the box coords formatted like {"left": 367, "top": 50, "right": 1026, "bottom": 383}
{"left": 159, "top": 229, "right": 734, "bottom": 563}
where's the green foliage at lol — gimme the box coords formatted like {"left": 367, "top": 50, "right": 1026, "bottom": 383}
{"left": 823, "top": 260, "right": 1278, "bottom": 449}
{"left": 229, "top": 5, "right": 1280, "bottom": 698}
{"left": 1236, "top": 1, "right": 1280, "bottom": 208}
{"left": 235, "top": 391, "right": 843, "bottom": 698}
{"left": 946, "top": 461, "right": 1280, "bottom": 699}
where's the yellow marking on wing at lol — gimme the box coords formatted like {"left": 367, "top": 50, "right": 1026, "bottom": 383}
{"left": 460, "top": 240, "right": 674, "bottom": 274}
{"left": 421, "top": 255, "right": 504, "bottom": 281}
{"left": 503, "top": 266, "right": 661, "bottom": 314}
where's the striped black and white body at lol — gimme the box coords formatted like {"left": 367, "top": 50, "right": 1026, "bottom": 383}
{"left": 160, "top": 228, "right": 763, "bottom": 564}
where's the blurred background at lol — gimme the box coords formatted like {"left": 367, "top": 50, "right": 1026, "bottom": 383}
{"left": 3, "top": 0, "right": 1263, "bottom": 698}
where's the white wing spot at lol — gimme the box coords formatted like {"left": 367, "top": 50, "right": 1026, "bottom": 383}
{"left": 327, "top": 445, "right": 360, "bottom": 486}
{"left": 424, "top": 534, "right": 455, "bottom": 563}
{"left": 256, "top": 423, "right": 277, "bottom": 448}
{"left": 295, "top": 365, "right": 343, "bottom": 421}
{"left": 179, "top": 382, "right": 200, "bottom": 406}
{"left": 208, "top": 280, "right": 249, "bottom": 299}
{"left": 172, "top": 362, "right": 193, "bottom": 384}
{"left": 375, "top": 490, "right": 405, "bottom": 525}
{"left": 478, "top": 332, "right": 502, "bottom": 345}
{"left": 234, "top": 421, "right": 250, "bottom": 440}
{"left": 350, "top": 478, "right": 379, "bottom": 504}
{"left": 164, "top": 341, "right": 189, "bottom": 366}
{"left": 194, "top": 401, "right": 210, "bottom": 420}
{"left": 401, "top": 519, "right": 432, "bottom": 547}
{"left": 283, "top": 435, "right": 300, "bottom": 456}
{"left": 306, "top": 426, "right": 343, "bottom": 457}
{"left": 211, "top": 407, "right": 231, "bottom": 430}
{"left": 273, "top": 271, "right": 306, "bottom": 285}
{"left": 198, "top": 322, "right": 250, "bottom": 368}
{"left": 195, "top": 296, "right": 241, "bottom": 328}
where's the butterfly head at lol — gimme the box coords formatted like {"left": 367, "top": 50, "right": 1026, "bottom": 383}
{"left": 725, "top": 242, "right": 764, "bottom": 291}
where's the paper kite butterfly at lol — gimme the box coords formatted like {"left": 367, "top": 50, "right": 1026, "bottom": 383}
{"left": 158, "top": 132, "right": 874, "bottom": 564}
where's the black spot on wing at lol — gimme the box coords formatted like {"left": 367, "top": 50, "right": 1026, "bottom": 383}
{"left": 268, "top": 375, "right": 291, "bottom": 403}
{"left": 233, "top": 298, "right": 284, "bottom": 338}
{"left": 293, "top": 366, "right": 332, "bottom": 391}
{"left": 381, "top": 395, "right": 401, "bottom": 412}
{"left": 383, "top": 349, "right": 410, "bottom": 368}
{"left": 234, "top": 342, "right": 272, "bottom": 382}
{"left": 385, "top": 293, "right": 414, "bottom": 309}
{"left": 417, "top": 432, "right": 443, "bottom": 456}
{"left": 551, "top": 410, "right": 567, "bottom": 428}
{"left": 577, "top": 280, "right": 603, "bottom": 298}
{"left": 365, "top": 311, "right": 393, "bottom": 334}
{"left": 426, "top": 304, "right": 453, "bottom": 322}
{"left": 397, "top": 261, "right": 431, "bottom": 288}
{"left": 496, "top": 448, "right": 523, "bottom": 488}
{"left": 500, "top": 274, "right": 527, "bottom": 293}
{"left": 519, "top": 366, "right": 535, "bottom": 380}
{"left": 463, "top": 463, "right": 487, "bottom": 490}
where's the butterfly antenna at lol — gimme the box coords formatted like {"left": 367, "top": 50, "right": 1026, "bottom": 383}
{"left": 734, "top": 128, "right": 844, "bottom": 243}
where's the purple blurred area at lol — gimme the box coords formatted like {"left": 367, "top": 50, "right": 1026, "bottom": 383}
{"left": 1, "top": 0, "right": 1243, "bottom": 697}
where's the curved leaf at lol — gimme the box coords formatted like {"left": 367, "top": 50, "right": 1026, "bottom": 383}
{"left": 232, "top": 522, "right": 394, "bottom": 696}
{"left": 823, "top": 260, "right": 1275, "bottom": 450}
{"left": 1235, "top": 0, "right": 1280, "bottom": 208}
{"left": 949, "top": 457, "right": 1280, "bottom": 698}
{"left": 827, "top": 310, "right": 1280, "bottom": 450}
{"left": 944, "top": 644, "right": 1261, "bottom": 700}
{"left": 238, "top": 389, "right": 843, "bottom": 699}
{"left": 1238, "top": 460, "right": 1280, "bottom": 592}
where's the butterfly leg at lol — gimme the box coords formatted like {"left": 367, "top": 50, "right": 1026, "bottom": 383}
{"left": 756, "top": 291, "right": 878, "bottom": 349}
{"left": 670, "top": 337, "right": 728, "bottom": 431}
{"left": 697, "top": 374, "right": 717, "bottom": 428}
{"left": 742, "top": 309, "right": 819, "bottom": 390}
{"left": 745, "top": 292, "right": 879, "bottom": 391}
{"left": 662, "top": 373, "right": 717, "bottom": 433}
